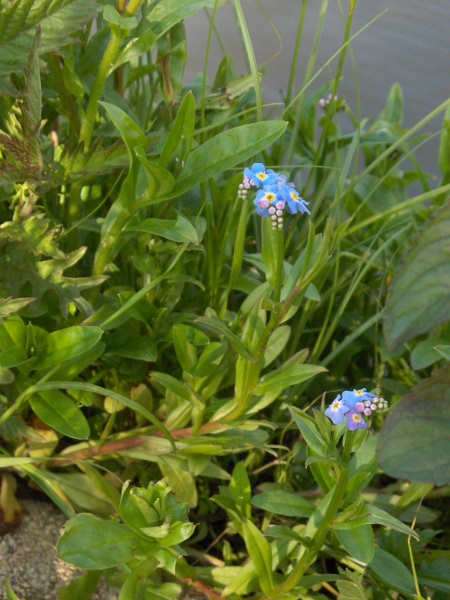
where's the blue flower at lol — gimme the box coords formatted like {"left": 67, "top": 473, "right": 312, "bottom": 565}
{"left": 244, "top": 163, "right": 278, "bottom": 189}
{"left": 279, "top": 184, "right": 310, "bottom": 215}
{"left": 345, "top": 409, "right": 368, "bottom": 431}
{"left": 324, "top": 388, "right": 388, "bottom": 430}
{"left": 341, "top": 389, "right": 374, "bottom": 408}
{"left": 254, "top": 189, "right": 278, "bottom": 217}
{"left": 324, "top": 395, "right": 351, "bottom": 424}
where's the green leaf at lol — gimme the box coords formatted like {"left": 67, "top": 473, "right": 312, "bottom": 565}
{"left": 384, "top": 204, "right": 450, "bottom": 350}
{"left": 380, "top": 82, "right": 404, "bottom": 124}
{"left": 0, "top": 0, "right": 97, "bottom": 80}
{"left": 99, "top": 101, "right": 147, "bottom": 158}
{"left": 151, "top": 372, "right": 191, "bottom": 401}
{"left": 230, "top": 462, "right": 251, "bottom": 518}
{"left": 377, "top": 364, "right": 450, "bottom": 485}
{"left": 0, "top": 346, "right": 28, "bottom": 369}
{"left": 256, "top": 363, "right": 326, "bottom": 396}
{"left": 410, "top": 336, "right": 446, "bottom": 369}
{"left": 125, "top": 215, "right": 199, "bottom": 244}
{"left": 261, "top": 217, "right": 278, "bottom": 287}
{"left": 58, "top": 571, "right": 103, "bottom": 600}
{"left": 146, "top": 583, "right": 183, "bottom": 600}
{"left": 435, "top": 344, "right": 450, "bottom": 360}
{"left": 368, "top": 547, "right": 416, "bottom": 596}
{"left": 33, "top": 326, "right": 103, "bottom": 371}
{"left": 57, "top": 513, "right": 145, "bottom": 569}
{"left": 418, "top": 557, "right": 450, "bottom": 593}
{"left": 134, "top": 147, "right": 175, "bottom": 203}
{"left": 0, "top": 222, "right": 104, "bottom": 318}
{"left": 115, "top": 0, "right": 224, "bottom": 67}
{"left": 241, "top": 519, "right": 274, "bottom": 595}
{"left": 262, "top": 325, "right": 290, "bottom": 368}
{"left": 23, "top": 380, "right": 176, "bottom": 450}
{"left": 158, "top": 464, "right": 198, "bottom": 508}
{"left": 194, "top": 315, "right": 253, "bottom": 360}
{"left": 366, "top": 504, "right": 419, "bottom": 539}
{"left": 335, "top": 525, "right": 375, "bottom": 564}
{"left": 289, "top": 406, "right": 328, "bottom": 457}
{"left": 106, "top": 332, "right": 157, "bottom": 363}
{"left": 21, "top": 26, "right": 42, "bottom": 172}
{"left": 336, "top": 570, "right": 367, "bottom": 600}
{"left": 29, "top": 389, "right": 90, "bottom": 439}
{"left": 0, "top": 297, "right": 35, "bottom": 321}
{"left": 170, "top": 121, "right": 287, "bottom": 198}
{"left": 251, "top": 490, "right": 314, "bottom": 518}
{"left": 4, "top": 578, "right": 22, "bottom": 600}
{"left": 47, "top": 472, "right": 117, "bottom": 515}
{"left": 103, "top": 5, "right": 137, "bottom": 29}
{"left": 159, "top": 91, "right": 195, "bottom": 173}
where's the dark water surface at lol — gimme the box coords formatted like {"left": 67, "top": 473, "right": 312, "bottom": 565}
{"left": 185, "top": 0, "right": 450, "bottom": 178}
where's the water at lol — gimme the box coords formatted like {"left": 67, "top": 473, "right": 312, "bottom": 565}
{"left": 184, "top": 0, "right": 450, "bottom": 179}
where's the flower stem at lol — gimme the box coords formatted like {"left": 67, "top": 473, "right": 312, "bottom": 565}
{"left": 268, "top": 434, "right": 353, "bottom": 598}
{"left": 79, "top": 30, "right": 124, "bottom": 150}
{"left": 220, "top": 199, "right": 251, "bottom": 317}
{"left": 273, "top": 227, "right": 285, "bottom": 303}
{"left": 79, "top": 0, "right": 144, "bottom": 150}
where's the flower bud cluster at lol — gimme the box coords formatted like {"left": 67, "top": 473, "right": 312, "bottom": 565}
{"left": 239, "top": 163, "right": 310, "bottom": 229}
{"left": 325, "top": 388, "right": 388, "bottom": 431}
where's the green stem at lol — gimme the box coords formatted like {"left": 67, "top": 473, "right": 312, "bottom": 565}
{"left": 79, "top": 0, "right": 144, "bottom": 149}
{"left": 273, "top": 227, "right": 285, "bottom": 304}
{"left": 222, "top": 221, "right": 285, "bottom": 422}
{"left": 79, "top": 30, "right": 124, "bottom": 149}
{"left": 220, "top": 199, "right": 251, "bottom": 317}
{"left": 268, "top": 434, "right": 353, "bottom": 598}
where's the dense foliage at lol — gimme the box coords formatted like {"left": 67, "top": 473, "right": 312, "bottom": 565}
{"left": 1, "top": 1, "right": 450, "bottom": 598}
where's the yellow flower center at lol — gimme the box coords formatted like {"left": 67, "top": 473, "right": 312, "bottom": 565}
{"left": 257, "top": 173, "right": 268, "bottom": 180}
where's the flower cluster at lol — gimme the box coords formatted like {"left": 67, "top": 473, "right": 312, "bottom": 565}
{"left": 318, "top": 93, "right": 347, "bottom": 113}
{"left": 325, "top": 388, "right": 388, "bottom": 431}
{"left": 238, "top": 163, "right": 310, "bottom": 229}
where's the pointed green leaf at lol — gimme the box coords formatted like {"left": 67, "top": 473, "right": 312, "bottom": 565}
{"left": 126, "top": 215, "right": 199, "bottom": 244}
{"left": 230, "top": 462, "right": 251, "bottom": 518}
{"left": 368, "top": 548, "right": 416, "bottom": 596}
{"left": 158, "top": 463, "right": 197, "bottom": 508}
{"left": 170, "top": 121, "right": 287, "bottom": 198}
{"left": 194, "top": 316, "right": 253, "bottom": 360}
{"left": 134, "top": 147, "right": 175, "bottom": 202}
{"left": 33, "top": 326, "right": 103, "bottom": 371}
{"left": 241, "top": 519, "right": 274, "bottom": 595}
{"left": 99, "top": 101, "right": 147, "bottom": 157}
{"left": 251, "top": 490, "right": 314, "bottom": 518}
{"left": 366, "top": 504, "right": 419, "bottom": 539}
{"left": 57, "top": 513, "right": 145, "bottom": 569}
{"left": 289, "top": 406, "right": 328, "bottom": 457}
{"left": 256, "top": 363, "right": 326, "bottom": 396}
{"left": 335, "top": 525, "right": 375, "bottom": 564}
{"left": 159, "top": 91, "right": 195, "bottom": 171}
{"left": 29, "top": 389, "right": 90, "bottom": 439}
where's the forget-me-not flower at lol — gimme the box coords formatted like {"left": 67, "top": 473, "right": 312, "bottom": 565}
{"left": 239, "top": 163, "right": 309, "bottom": 229}
{"left": 324, "top": 388, "right": 388, "bottom": 430}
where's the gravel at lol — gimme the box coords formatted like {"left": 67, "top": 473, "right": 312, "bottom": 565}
{"left": 0, "top": 500, "right": 119, "bottom": 600}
